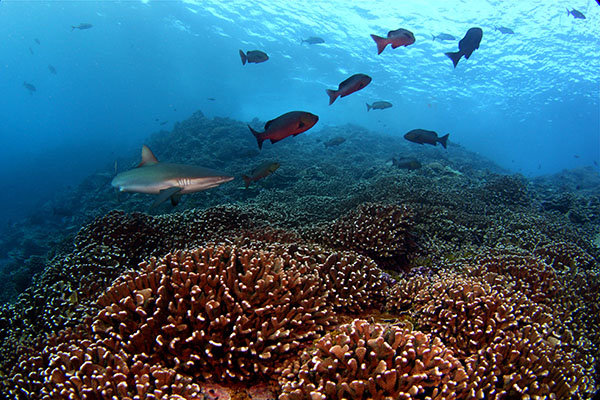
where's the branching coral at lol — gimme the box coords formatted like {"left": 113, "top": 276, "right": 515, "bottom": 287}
{"left": 279, "top": 319, "right": 468, "bottom": 399}
{"left": 304, "top": 202, "right": 417, "bottom": 270}
{"left": 4, "top": 245, "right": 337, "bottom": 398}
{"left": 386, "top": 270, "right": 595, "bottom": 398}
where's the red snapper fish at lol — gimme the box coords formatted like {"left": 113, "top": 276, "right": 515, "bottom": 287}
{"left": 326, "top": 73, "right": 372, "bottom": 105}
{"left": 370, "top": 28, "right": 415, "bottom": 55}
{"left": 248, "top": 111, "right": 319, "bottom": 149}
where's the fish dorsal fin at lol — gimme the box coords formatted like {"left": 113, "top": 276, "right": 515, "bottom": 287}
{"left": 138, "top": 145, "right": 159, "bottom": 167}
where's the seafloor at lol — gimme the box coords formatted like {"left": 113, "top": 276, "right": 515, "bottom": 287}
{"left": 0, "top": 110, "right": 598, "bottom": 399}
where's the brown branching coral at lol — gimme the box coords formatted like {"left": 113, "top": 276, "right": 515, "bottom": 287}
{"left": 533, "top": 241, "right": 597, "bottom": 270}
{"left": 4, "top": 245, "right": 336, "bottom": 398}
{"left": 94, "top": 245, "right": 334, "bottom": 384}
{"left": 387, "top": 271, "right": 595, "bottom": 398}
{"left": 279, "top": 319, "right": 468, "bottom": 400}
{"left": 304, "top": 202, "right": 417, "bottom": 270}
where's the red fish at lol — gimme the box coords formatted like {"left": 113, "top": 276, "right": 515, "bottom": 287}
{"left": 248, "top": 111, "right": 319, "bottom": 149}
{"left": 326, "top": 74, "right": 372, "bottom": 105}
{"left": 370, "top": 28, "right": 415, "bottom": 55}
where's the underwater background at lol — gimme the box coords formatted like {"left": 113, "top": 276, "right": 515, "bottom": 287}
{"left": 0, "top": 0, "right": 599, "bottom": 399}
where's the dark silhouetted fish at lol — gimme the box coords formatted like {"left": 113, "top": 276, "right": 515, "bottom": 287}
{"left": 370, "top": 28, "right": 415, "bottom": 55}
{"left": 72, "top": 23, "right": 93, "bottom": 30}
{"left": 35, "top": 38, "right": 40, "bottom": 45}
{"left": 239, "top": 49, "right": 269, "bottom": 65}
{"left": 404, "top": 129, "right": 449, "bottom": 149}
{"left": 445, "top": 27, "right": 483, "bottom": 68}
{"left": 567, "top": 8, "right": 586, "bottom": 19}
{"left": 111, "top": 145, "right": 234, "bottom": 207}
{"left": 432, "top": 33, "right": 455, "bottom": 41}
{"left": 496, "top": 26, "right": 514, "bottom": 34}
{"left": 160, "top": 121, "right": 169, "bottom": 126}
{"left": 242, "top": 161, "right": 280, "bottom": 188}
{"left": 248, "top": 111, "right": 319, "bottom": 149}
{"left": 301, "top": 36, "right": 325, "bottom": 45}
{"left": 207, "top": 97, "right": 216, "bottom": 101}
{"left": 324, "top": 137, "right": 346, "bottom": 147}
{"left": 48, "top": 65, "right": 57, "bottom": 74}
{"left": 23, "top": 82, "right": 36, "bottom": 93}
{"left": 29, "top": 47, "right": 34, "bottom": 55}
{"left": 392, "top": 157, "right": 422, "bottom": 170}
{"left": 326, "top": 73, "right": 372, "bottom": 105}
{"left": 366, "top": 101, "right": 392, "bottom": 111}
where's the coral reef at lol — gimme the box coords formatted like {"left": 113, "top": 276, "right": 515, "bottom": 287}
{"left": 279, "top": 319, "right": 468, "bottom": 399}
{"left": 304, "top": 203, "right": 417, "bottom": 270}
{"left": 0, "top": 111, "right": 598, "bottom": 398}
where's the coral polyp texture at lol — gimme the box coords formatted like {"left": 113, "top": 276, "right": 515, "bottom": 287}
{"left": 279, "top": 319, "right": 468, "bottom": 399}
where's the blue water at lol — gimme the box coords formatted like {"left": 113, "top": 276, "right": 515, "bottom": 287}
{"left": 0, "top": 0, "right": 598, "bottom": 225}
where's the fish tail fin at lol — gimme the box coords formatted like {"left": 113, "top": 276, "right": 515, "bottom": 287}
{"left": 370, "top": 34, "right": 388, "bottom": 55}
{"left": 566, "top": 8, "right": 570, "bottom": 15}
{"left": 445, "top": 51, "right": 461, "bottom": 68}
{"left": 71, "top": 26, "right": 75, "bottom": 31}
{"left": 242, "top": 175, "right": 251, "bottom": 188}
{"left": 439, "top": 133, "right": 450, "bottom": 149}
{"left": 366, "top": 103, "right": 372, "bottom": 111}
{"left": 326, "top": 89, "right": 338, "bottom": 105}
{"left": 300, "top": 38, "right": 305, "bottom": 44}
{"left": 248, "top": 124, "right": 264, "bottom": 149}
{"left": 239, "top": 49, "right": 247, "bottom": 65}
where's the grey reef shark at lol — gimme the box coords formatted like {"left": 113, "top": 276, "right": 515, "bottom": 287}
{"left": 111, "top": 145, "right": 234, "bottom": 208}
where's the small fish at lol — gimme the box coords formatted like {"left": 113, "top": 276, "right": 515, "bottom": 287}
{"left": 111, "top": 145, "right": 234, "bottom": 208}
{"left": 160, "top": 121, "right": 169, "bottom": 126}
{"left": 370, "top": 28, "right": 415, "bottom": 55}
{"left": 392, "top": 158, "right": 422, "bottom": 170}
{"left": 432, "top": 33, "right": 456, "bottom": 41}
{"left": 366, "top": 101, "right": 393, "bottom": 111}
{"left": 34, "top": 38, "right": 40, "bottom": 45}
{"left": 404, "top": 129, "right": 449, "bottom": 148}
{"left": 445, "top": 27, "right": 483, "bottom": 68}
{"left": 207, "top": 97, "right": 216, "bottom": 101}
{"left": 301, "top": 36, "right": 325, "bottom": 45}
{"left": 594, "top": 161, "right": 599, "bottom": 167}
{"left": 72, "top": 23, "right": 93, "bottom": 30}
{"left": 29, "top": 47, "right": 34, "bottom": 55}
{"left": 326, "top": 73, "right": 372, "bottom": 105}
{"left": 242, "top": 161, "right": 280, "bottom": 188}
{"left": 23, "top": 81, "right": 36, "bottom": 93}
{"left": 248, "top": 111, "right": 319, "bottom": 149}
{"left": 48, "top": 65, "right": 57, "bottom": 74}
{"left": 574, "top": 154, "right": 580, "bottom": 158}
{"left": 324, "top": 137, "right": 346, "bottom": 147}
{"left": 239, "top": 49, "right": 269, "bottom": 65}
{"left": 567, "top": 8, "right": 586, "bottom": 19}
{"left": 495, "top": 26, "right": 514, "bottom": 34}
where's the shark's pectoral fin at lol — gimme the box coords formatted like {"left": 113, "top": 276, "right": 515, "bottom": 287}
{"left": 171, "top": 193, "right": 183, "bottom": 206}
{"left": 151, "top": 187, "right": 182, "bottom": 208}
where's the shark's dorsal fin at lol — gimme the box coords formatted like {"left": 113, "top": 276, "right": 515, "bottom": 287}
{"left": 138, "top": 145, "right": 159, "bottom": 167}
